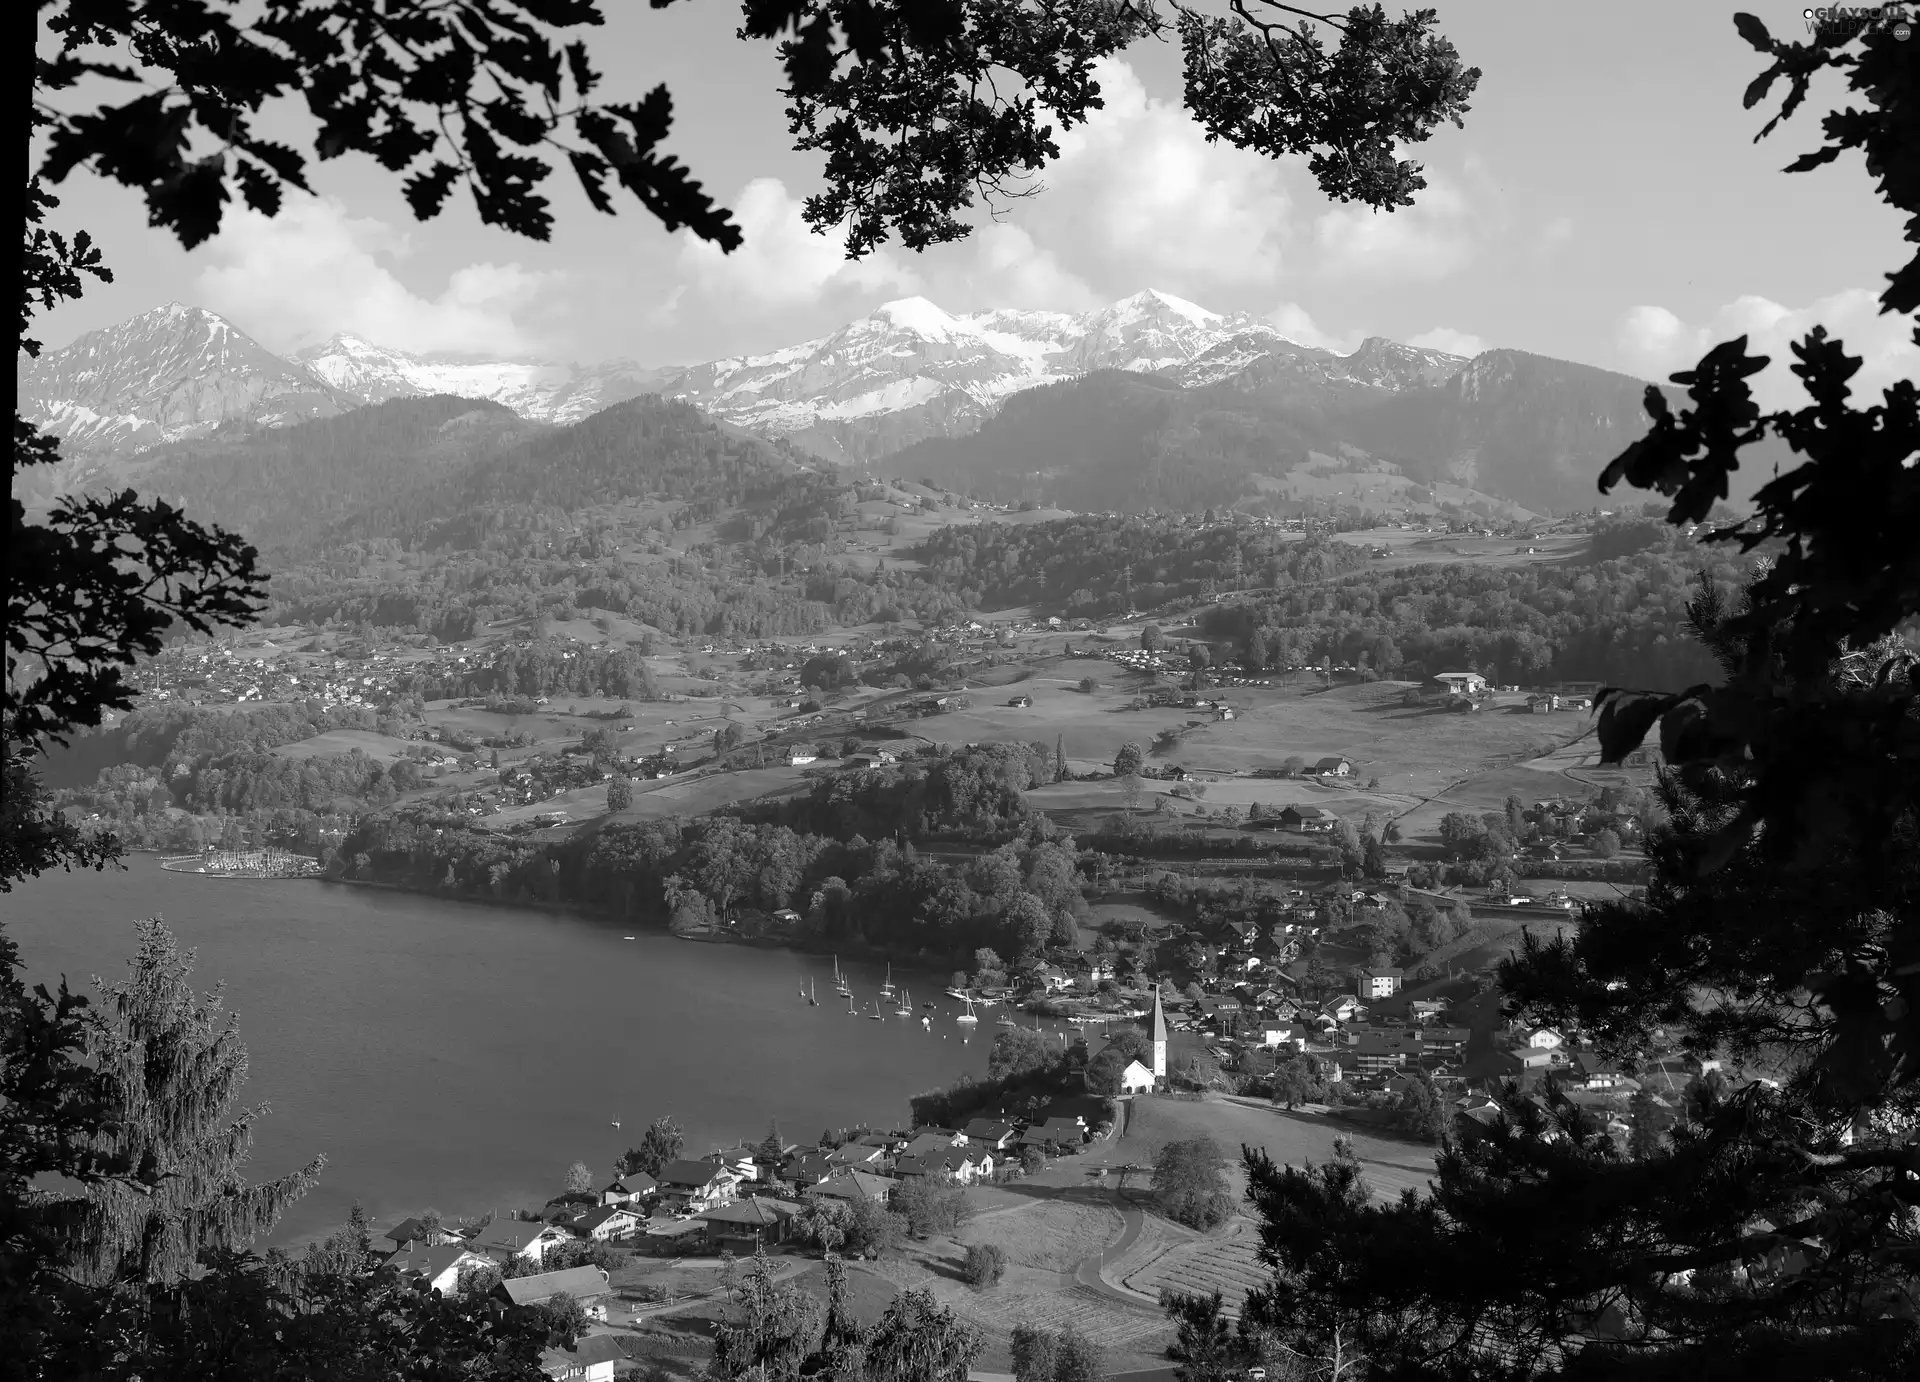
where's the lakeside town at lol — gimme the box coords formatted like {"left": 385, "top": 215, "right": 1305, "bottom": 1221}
{"left": 353, "top": 956, "right": 1729, "bottom": 1382}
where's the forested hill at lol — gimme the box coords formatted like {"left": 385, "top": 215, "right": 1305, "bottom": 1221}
{"left": 61, "top": 395, "right": 543, "bottom": 555}
{"left": 1197, "top": 518, "right": 1751, "bottom": 689}
{"left": 874, "top": 352, "right": 1790, "bottom": 517}
{"left": 909, "top": 515, "right": 1375, "bottom": 615}
{"left": 883, "top": 370, "right": 1340, "bottom": 513}
{"left": 391, "top": 396, "right": 819, "bottom": 551}
{"left": 72, "top": 392, "right": 822, "bottom": 562}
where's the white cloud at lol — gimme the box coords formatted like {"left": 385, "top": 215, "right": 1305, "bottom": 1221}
{"left": 1408, "top": 327, "right": 1488, "bottom": 357}
{"left": 1311, "top": 168, "right": 1476, "bottom": 282}
{"left": 1615, "top": 290, "right": 1917, "bottom": 409}
{"left": 946, "top": 223, "right": 1100, "bottom": 313}
{"left": 672, "top": 177, "right": 920, "bottom": 316}
{"left": 195, "top": 196, "right": 557, "bottom": 356}
{"left": 1010, "top": 58, "right": 1297, "bottom": 300}
{"left": 1268, "top": 302, "right": 1364, "bottom": 354}
{"left": 1537, "top": 216, "right": 1576, "bottom": 256}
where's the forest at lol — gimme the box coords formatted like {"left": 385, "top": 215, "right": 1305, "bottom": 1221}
{"left": 906, "top": 518, "right": 1375, "bottom": 615}
{"left": 1196, "top": 518, "right": 1750, "bottom": 688}
{"left": 335, "top": 801, "right": 1091, "bottom": 970}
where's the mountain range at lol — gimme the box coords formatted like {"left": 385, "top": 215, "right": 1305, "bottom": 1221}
{"left": 18, "top": 290, "right": 1769, "bottom": 516}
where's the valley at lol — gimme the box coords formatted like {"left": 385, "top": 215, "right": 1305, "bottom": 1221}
{"left": 9, "top": 277, "right": 1781, "bottom": 1382}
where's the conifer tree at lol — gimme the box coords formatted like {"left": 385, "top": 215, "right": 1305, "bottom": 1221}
{"left": 1234, "top": 13, "right": 1920, "bottom": 1379}
{"left": 59, "top": 920, "right": 322, "bottom": 1286}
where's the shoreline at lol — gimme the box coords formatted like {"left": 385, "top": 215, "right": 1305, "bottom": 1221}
{"left": 319, "top": 871, "right": 961, "bottom": 973}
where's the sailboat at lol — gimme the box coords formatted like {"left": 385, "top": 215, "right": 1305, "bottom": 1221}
{"left": 879, "top": 964, "right": 895, "bottom": 999}
{"left": 867, "top": 1000, "right": 885, "bottom": 1021}
{"left": 846, "top": 991, "right": 858, "bottom": 1015}
{"left": 834, "top": 956, "right": 850, "bottom": 996}
{"left": 808, "top": 977, "right": 819, "bottom": 1007}
{"left": 894, "top": 987, "right": 914, "bottom": 1018}
{"left": 957, "top": 995, "right": 979, "bottom": 1025}
{"left": 996, "top": 1010, "right": 1018, "bottom": 1027}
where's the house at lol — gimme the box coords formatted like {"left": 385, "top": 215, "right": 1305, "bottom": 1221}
{"left": 1408, "top": 1000, "right": 1446, "bottom": 1025}
{"left": 383, "top": 1216, "right": 460, "bottom": 1250}
{"left": 704, "top": 1146, "right": 762, "bottom": 1182}
{"left": 1419, "top": 1025, "right": 1471, "bottom": 1059}
{"left": 1313, "top": 756, "right": 1354, "bottom": 777}
{"left": 1032, "top": 964, "right": 1072, "bottom": 992}
{"left": 1572, "top": 1051, "right": 1627, "bottom": 1090}
{"left": 1007, "top": 695, "right": 1032, "bottom": 708}
{"left": 1278, "top": 804, "right": 1340, "bottom": 833}
{"left": 1356, "top": 967, "right": 1404, "bottom": 1000}
{"left": 539, "top": 1335, "right": 629, "bottom": 1382}
{"left": 382, "top": 1241, "right": 490, "bottom": 1295}
{"left": 470, "top": 1217, "right": 568, "bottom": 1267}
{"left": 601, "top": 1174, "right": 655, "bottom": 1206}
{"left": 1526, "top": 1027, "right": 1565, "bottom": 1051}
{"left": 784, "top": 1151, "right": 835, "bottom": 1186}
{"left": 804, "top": 1168, "right": 896, "bottom": 1205}
{"left": 496, "top": 1265, "right": 613, "bottom": 1315}
{"left": 567, "top": 1204, "right": 641, "bottom": 1242}
{"left": 1346, "top": 1028, "right": 1424, "bottom": 1073}
{"left": 899, "top": 1130, "right": 969, "bottom": 1159}
{"left": 1321, "top": 994, "right": 1365, "bottom": 1024}
{"left": 1260, "top": 1023, "right": 1310, "bottom": 1051}
{"left": 788, "top": 753, "right": 818, "bottom": 766}
{"left": 962, "top": 1119, "right": 1016, "bottom": 1151}
{"left": 825, "top": 1141, "right": 886, "bottom": 1169}
{"left": 772, "top": 908, "right": 802, "bottom": 925}
{"left": 1118, "top": 1059, "right": 1157, "bottom": 1094}
{"left": 1496, "top": 1048, "right": 1555, "bottom": 1078}
{"left": 656, "top": 1158, "right": 741, "bottom": 1212}
{"left": 699, "top": 1196, "right": 803, "bottom": 1252}
{"left": 893, "top": 1148, "right": 993, "bottom": 1183}
{"left": 1028, "top": 1116, "right": 1088, "bottom": 1150}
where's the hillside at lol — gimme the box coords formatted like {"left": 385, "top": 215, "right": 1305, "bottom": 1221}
{"left": 18, "top": 303, "right": 355, "bottom": 455}
{"left": 882, "top": 370, "right": 1531, "bottom": 517}
{"left": 1335, "top": 349, "right": 1784, "bottom": 514}
{"left": 876, "top": 349, "right": 1789, "bottom": 517}
{"left": 76, "top": 396, "right": 544, "bottom": 555}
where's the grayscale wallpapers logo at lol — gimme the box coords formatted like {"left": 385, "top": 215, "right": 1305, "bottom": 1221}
{"left": 1804, "top": 4, "right": 1914, "bottom": 37}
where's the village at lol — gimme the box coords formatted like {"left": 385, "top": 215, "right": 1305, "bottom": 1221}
{"left": 361, "top": 955, "right": 1723, "bottom": 1382}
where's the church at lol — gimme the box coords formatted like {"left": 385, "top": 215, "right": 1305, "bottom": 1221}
{"left": 1116, "top": 984, "right": 1170, "bottom": 1095}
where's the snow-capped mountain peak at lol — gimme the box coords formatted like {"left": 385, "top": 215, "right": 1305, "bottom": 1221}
{"left": 660, "top": 289, "right": 1468, "bottom": 464}
{"left": 868, "top": 296, "right": 968, "bottom": 338}
{"left": 19, "top": 304, "right": 354, "bottom": 454}
{"left": 19, "top": 289, "right": 1474, "bottom": 468}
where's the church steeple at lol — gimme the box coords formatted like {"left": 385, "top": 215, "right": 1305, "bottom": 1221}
{"left": 1150, "top": 982, "right": 1168, "bottom": 1082}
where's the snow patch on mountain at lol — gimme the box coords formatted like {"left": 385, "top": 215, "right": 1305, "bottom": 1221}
{"left": 18, "top": 303, "right": 355, "bottom": 455}
{"left": 658, "top": 290, "right": 1462, "bottom": 465}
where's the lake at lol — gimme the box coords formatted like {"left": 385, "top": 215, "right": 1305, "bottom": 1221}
{"left": 1, "top": 858, "right": 1004, "bottom": 1247}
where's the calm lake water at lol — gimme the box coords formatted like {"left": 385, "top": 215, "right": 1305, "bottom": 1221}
{"left": 1, "top": 858, "right": 999, "bottom": 1246}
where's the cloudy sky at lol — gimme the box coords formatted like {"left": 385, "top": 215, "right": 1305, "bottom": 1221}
{"left": 32, "top": 2, "right": 1915, "bottom": 406}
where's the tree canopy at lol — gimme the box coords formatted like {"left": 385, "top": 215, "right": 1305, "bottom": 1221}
{"left": 1231, "top": 13, "right": 1920, "bottom": 1379}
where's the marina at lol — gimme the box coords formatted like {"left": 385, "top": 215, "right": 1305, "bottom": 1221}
{"left": 159, "top": 847, "right": 323, "bottom": 878}
{"left": 0, "top": 856, "right": 998, "bottom": 1247}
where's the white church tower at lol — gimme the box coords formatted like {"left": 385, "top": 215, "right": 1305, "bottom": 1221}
{"left": 1150, "top": 982, "right": 1169, "bottom": 1083}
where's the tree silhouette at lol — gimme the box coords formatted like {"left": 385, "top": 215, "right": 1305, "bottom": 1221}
{"left": 1233, "top": 14, "right": 1920, "bottom": 1377}
{"left": 55, "top": 920, "right": 324, "bottom": 1286}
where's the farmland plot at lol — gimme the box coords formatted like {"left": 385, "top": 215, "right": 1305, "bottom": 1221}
{"left": 1123, "top": 1224, "right": 1266, "bottom": 1317}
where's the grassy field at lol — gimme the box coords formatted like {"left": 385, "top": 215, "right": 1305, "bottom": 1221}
{"left": 960, "top": 1198, "right": 1123, "bottom": 1272}
{"left": 1121, "top": 1222, "right": 1266, "bottom": 1317}
{"left": 1114, "top": 1094, "right": 1437, "bottom": 1204}
{"left": 268, "top": 728, "right": 419, "bottom": 762}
